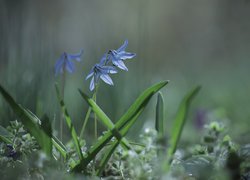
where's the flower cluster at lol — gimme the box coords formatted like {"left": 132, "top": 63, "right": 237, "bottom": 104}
{"left": 86, "top": 40, "right": 136, "bottom": 91}
{"left": 54, "top": 40, "right": 136, "bottom": 91}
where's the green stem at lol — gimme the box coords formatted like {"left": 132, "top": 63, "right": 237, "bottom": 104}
{"left": 93, "top": 85, "right": 98, "bottom": 139}
{"left": 79, "top": 84, "right": 99, "bottom": 139}
{"left": 79, "top": 106, "right": 91, "bottom": 139}
{"left": 60, "top": 64, "right": 66, "bottom": 142}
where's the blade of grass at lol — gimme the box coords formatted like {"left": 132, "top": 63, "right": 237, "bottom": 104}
{"left": 79, "top": 106, "right": 91, "bottom": 138}
{"left": 0, "top": 84, "right": 52, "bottom": 157}
{"left": 51, "top": 135, "right": 68, "bottom": 159}
{"left": 164, "top": 86, "right": 201, "bottom": 171}
{"left": 155, "top": 92, "right": 165, "bottom": 137}
{"left": 55, "top": 83, "right": 83, "bottom": 160}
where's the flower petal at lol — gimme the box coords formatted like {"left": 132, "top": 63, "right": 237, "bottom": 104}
{"left": 68, "top": 49, "right": 83, "bottom": 62}
{"left": 100, "top": 74, "right": 114, "bottom": 85}
{"left": 86, "top": 70, "right": 94, "bottom": 80}
{"left": 98, "top": 65, "right": 118, "bottom": 74}
{"left": 54, "top": 57, "right": 64, "bottom": 76}
{"left": 65, "top": 60, "right": 75, "bottom": 73}
{"left": 117, "top": 40, "right": 128, "bottom": 52}
{"left": 95, "top": 73, "right": 101, "bottom": 84}
{"left": 90, "top": 77, "right": 95, "bottom": 91}
{"left": 112, "top": 60, "right": 128, "bottom": 71}
{"left": 99, "top": 53, "right": 108, "bottom": 65}
{"left": 118, "top": 52, "right": 136, "bottom": 60}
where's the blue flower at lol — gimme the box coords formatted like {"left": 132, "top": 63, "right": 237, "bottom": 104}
{"left": 54, "top": 50, "right": 83, "bottom": 76}
{"left": 108, "top": 40, "right": 136, "bottom": 71}
{"left": 86, "top": 54, "right": 118, "bottom": 91}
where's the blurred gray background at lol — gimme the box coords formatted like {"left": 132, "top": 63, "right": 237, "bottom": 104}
{"left": 0, "top": 0, "right": 250, "bottom": 142}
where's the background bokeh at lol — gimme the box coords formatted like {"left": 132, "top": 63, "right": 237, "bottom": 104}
{"left": 0, "top": 0, "right": 249, "bottom": 143}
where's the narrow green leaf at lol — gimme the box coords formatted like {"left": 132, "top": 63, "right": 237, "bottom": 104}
{"left": 0, "top": 84, "right": 52, "bottom": 157}
{"left": 155, "top": 92, "right": 165, "bottom": 136}
{"left": 164, "top": 86, "right": 201, "bottom": 170}
{"left": 51, "top": 135, "right": 68, "bottom": 159}
{"left": 55, "top": 83, "right": 83, "bottom": 160}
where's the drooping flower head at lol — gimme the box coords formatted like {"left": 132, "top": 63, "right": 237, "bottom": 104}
{"left": 54, "top": 50, "right": 83, "bottom": 76}
{"left": 108, "top": 40, "right": 136, "bottom": 71}
{"left": 86, "top": 54, "right": 117, "bottom": 91}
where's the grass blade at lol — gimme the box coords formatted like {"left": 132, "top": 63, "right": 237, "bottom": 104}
{"left": 0, "top": 84, "right": 52, "bottom": 157}
{"left": 51, "top": 136, "right": 68, "bottom": 159}
{"left": 164, "top": 86, "right": 201, "bottom": 170}
{"left": 155, "top": 92, "right": 165, "bottom": 137}
{"left": 55, "top": 83, "right": 83, "bottom": 160}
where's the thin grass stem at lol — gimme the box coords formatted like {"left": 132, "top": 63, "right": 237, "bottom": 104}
{"left": 60, "top": 64, "right": 66, "bottom": 142}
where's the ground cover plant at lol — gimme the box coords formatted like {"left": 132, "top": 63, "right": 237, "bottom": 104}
{"left": 0, "top": 41, "right": 249, "bottom": 180}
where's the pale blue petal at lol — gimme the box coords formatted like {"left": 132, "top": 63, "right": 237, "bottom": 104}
{"left": 68, "top": 49, "right": 83, "bottom": 62}
{"left": 54, "top": 57, "right": 64, "bottom": 76}
{"left": 100, "top": 74, "right": 113, "bottom": 85}
{"left": 112, "top": 60, "right": 128, "bottom": 71}
{"left": 118, "top": 52, "right": 136, "bottom": 60}
{"left": 109, "top": 51, "right": 120, "bottom": 62}
{"left": 98, "top": 65, "right": 118, "bottom": 74}
{"left": 90, "top": 77, "right": 95, "bottom": 91}
{"left": 95, "top": 73, "right": 101, "bottom": 84}
{"left": 99, "top": 53, "right": 108, "bottom": 65}
{"left": 86, "top": 70, "right": 94, "bottom": 80}
{"left": 66, "top": 60, "right": 75, "bottom": 73}
{"left": 117, "top": 40, "right": 128, "bottom": 52}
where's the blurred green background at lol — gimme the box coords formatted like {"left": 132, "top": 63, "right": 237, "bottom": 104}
{"left": 0, "top": 0, "right": 249, "bottom": 143}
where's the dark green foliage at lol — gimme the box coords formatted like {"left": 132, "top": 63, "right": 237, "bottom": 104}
{"left": 1, "top": 82, "right": 249, "bottom": 179}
